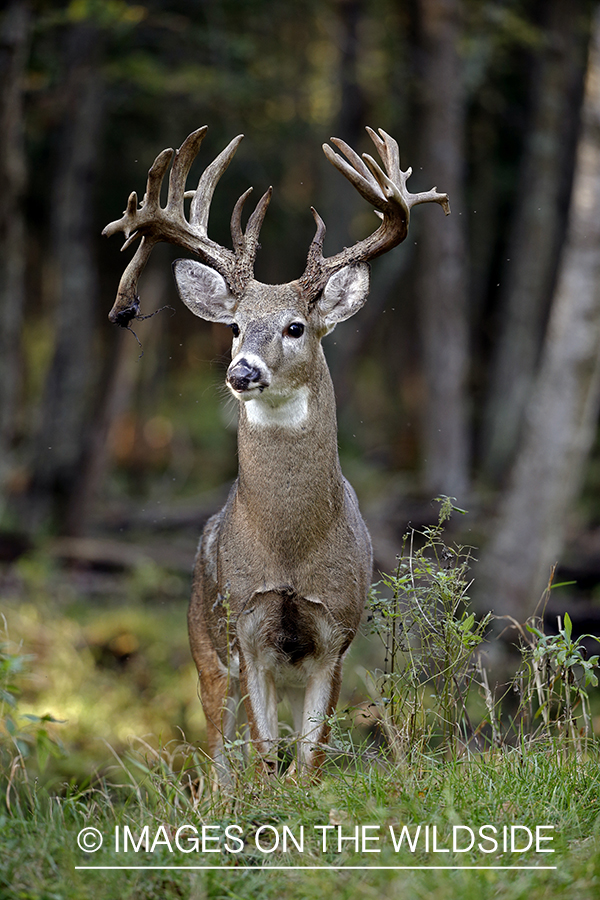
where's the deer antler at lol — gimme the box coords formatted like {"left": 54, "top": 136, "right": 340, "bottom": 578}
{"left": 299, "top": 127, "right": 450, "bottom": 302}
{"left": 103, "top": 127, "right": 271, "bottom": 325}
{"left": 104, "top": 126, "right": 449, "bottom": 324}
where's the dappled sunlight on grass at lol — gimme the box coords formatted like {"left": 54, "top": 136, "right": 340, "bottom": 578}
{"left": 1, "top": 573, "right": 207, "bottom": 779}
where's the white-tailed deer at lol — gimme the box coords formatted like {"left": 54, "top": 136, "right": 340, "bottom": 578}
{"left": 104, "top": 126, "right": 449, "bottom": 779}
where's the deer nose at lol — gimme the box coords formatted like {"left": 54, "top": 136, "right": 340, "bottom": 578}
{"left": 227, "top": 359, "right": 265, "bottom": 393}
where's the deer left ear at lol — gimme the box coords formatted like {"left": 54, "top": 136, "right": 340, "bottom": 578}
{"left": 316, "top": 263, "right": 370, "bottom": 332}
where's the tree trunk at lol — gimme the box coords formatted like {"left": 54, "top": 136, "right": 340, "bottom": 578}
{"left": 63, "top": 264, "right": 169, "bottom": 536}
{"left": 322, "top": 0, "right": 369, "bottom": 396}
{"left": 482, "top": 0, "right": 592, "bottom": 483}
{"left": 475, "top": 9, "right": 600, "bottom": 621}
{"left": 415, "top": 0, "right": 469, "bottom": 501}
{"left": 0, "top": 1, "right": 30, "bottom": 504}
{"left": 26, "top": 24, "right": 104, "bottom": 533}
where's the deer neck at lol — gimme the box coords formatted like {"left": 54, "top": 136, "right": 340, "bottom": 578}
{"left": 234, "top": 347, "right": 345, "bottom": 543}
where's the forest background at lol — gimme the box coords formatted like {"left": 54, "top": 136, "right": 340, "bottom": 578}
{"left": 3, "top": 0, "right": 600, "bottom": 767}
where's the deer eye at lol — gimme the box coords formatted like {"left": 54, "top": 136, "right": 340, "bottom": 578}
{"left": 285, "top": 322, "right": 304, "bottom": 338}
{"left": 230, "top": 323, "right": 240, "bottom": 338}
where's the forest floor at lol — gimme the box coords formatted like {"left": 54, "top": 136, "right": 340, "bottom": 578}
{"left": 1, "top": 496, "right": 600, "bottom": 898}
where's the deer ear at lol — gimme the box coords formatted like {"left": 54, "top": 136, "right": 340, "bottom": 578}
{"left": 316, "top": 263, "right": 370, "bottom": 332}
{"left": 173, "top": 259, "right": 237, "bottom": 323}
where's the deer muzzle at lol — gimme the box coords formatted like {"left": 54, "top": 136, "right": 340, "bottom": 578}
{"left": 226, "top": 357, "right": 270, "bottom": 394}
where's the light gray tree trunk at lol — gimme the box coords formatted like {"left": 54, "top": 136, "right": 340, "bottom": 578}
{"left": 416, "top": 0, "right": 469, "bottom": 501}
{"left": 482, "top": 0, "right": 591, "bottom": 482}
{"left": 0, "top": 1, "right": 30, "bottom": 501}
{"left": 475, "top": 10, "right": 600, "bottom": 620}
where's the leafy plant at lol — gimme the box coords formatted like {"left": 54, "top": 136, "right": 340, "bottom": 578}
{"left": 513, "top": 609, "right": 600, "bottom": 753}
{"left": 367, "top": 497, "right": 492, "bottom": 758}
{"left": 0, "top": 617, "right": 66, "bottom": 782}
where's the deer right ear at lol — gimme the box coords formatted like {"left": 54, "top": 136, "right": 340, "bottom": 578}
{"left": 173, "top": 259, "right": 237, "bottom": 323}
{"left": 316, "top": 263, "right": 370, "bottom": 333}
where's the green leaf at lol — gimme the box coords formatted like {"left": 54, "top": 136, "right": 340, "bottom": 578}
{"left": 36, "top": 729, "right": 50, "bottom": 772}
{"left": 0, "top": 688, "right": 17, "bottom": 708}
{"left": 4, "top": 715, "right": 17, "bottom": 735}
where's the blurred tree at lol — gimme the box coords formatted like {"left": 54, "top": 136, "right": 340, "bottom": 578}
{"left": 319, "top": 0, "right": 370, "bottom": 402}
{"left": 0, "top": 1, "right": 31, "bottom": 508}
{"left": 482, "top": 0, "right": 592, "bottom": 482}
{"left": 476, "top": 8, "right": 600, "bottom": 619}
{"left": 26, "top": 19, "right": 105, "bottom": 533}
{"left": 415, "top": 0, "right": 470, "bottom": 500}
{"left": 3, "top": 0, "right": 600, "bottom": 626}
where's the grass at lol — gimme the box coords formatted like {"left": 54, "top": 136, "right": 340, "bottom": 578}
{"left": 2, "top": 499, "right": 600, "bottom": 898}
{"left": 2, "top": 746, "right": 600, "bottom": 898}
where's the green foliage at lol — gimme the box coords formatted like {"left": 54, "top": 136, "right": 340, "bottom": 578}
{"left": 514, "top": 610, "right": 600, "bottom": 753}
{"left": 0, "top": 621, "right": 66, "bottom": 774}
{"left": 368, "top": 498, "right": 491, "bottom": 757}
{"left": 0, "top": 584, "right": 200, "bottom": 784}
{"left": 1, "top": 738, "right": 599, "bottom": 899}
{"left": 367, "top": 500, "right": 600, "bottom": 760}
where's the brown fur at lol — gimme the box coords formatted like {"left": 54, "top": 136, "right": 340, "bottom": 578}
{"left": 102, "top": 127, "right": 448, "bottom": 782}
{"left": 178, "top": 270, "right": 373, "bottom": 780}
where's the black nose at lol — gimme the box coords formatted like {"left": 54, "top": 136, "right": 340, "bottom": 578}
{"left": 227, "top": 360, "right": 263, "bottom": 392}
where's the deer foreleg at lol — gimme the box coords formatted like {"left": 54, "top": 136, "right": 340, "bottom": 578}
{"left": 300, "top": 657, "right": 343, "bottom": 771}
{"left": 238, "top": 650, "right": 279, "bottom": 771}
{"left": 198, "top": 663, "right": 239, "bottom": 783}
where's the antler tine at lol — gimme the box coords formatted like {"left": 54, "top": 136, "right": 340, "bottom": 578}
{"left": 103, "top": 190, "right": 138, "bottom": 241}
{"left": 362, "top": 152, "right": 406, "bottom": 205}
{"left": 330, "top": 137, "right": 374, "bottom": 184}
{"left": 364, "top": 125, "right": 385, "bottom": 160}
{"left": 230, "top": 186, "right": 272, "bottom": 257}
{"left": 108, "top": 235, "right": 157, "bottom": 325}
{"left": 365, "top": 126, "right": 400, "bottom": 179}
{"left": 166, "top": 126, "right": 208, "bottom": 217}
{"left": 301, "top": 207, "right": 327, "bottom": 288}
{"left": 228, "top": 186, "right": 273, "bottom": 294}
{"left": 309, "top": 206, "right": 326, "bottom": 256}
{"left": 299, "top": 125, "right": 450, "bottom": 303}
{"left": 144, "top": 148, "right": 175, "bottom": 212}
{"left": 322, "top": 141, "right": 386, "bottom": 208}
{"left": 190, "top": 133, "right": 244, "bottom": 232}
{"left": 101, "top": 147, "right": 173, "bottom": 242}
{"left": 409, "top": 188, "right": 451, "bottom": 215}
{"left": 230, "top": 187, "right": 253, "bottom": 253}
{"left": 244, "top": 186, "right": 272, "bottom": 248}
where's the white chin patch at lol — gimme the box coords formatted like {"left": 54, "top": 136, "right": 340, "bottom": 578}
{"left": 244, "top": 386, "right": 309, "bottom": 429}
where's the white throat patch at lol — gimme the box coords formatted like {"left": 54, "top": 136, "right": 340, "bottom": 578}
{"left": 244, "top": 386, "right": 309, "bottom": 429}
